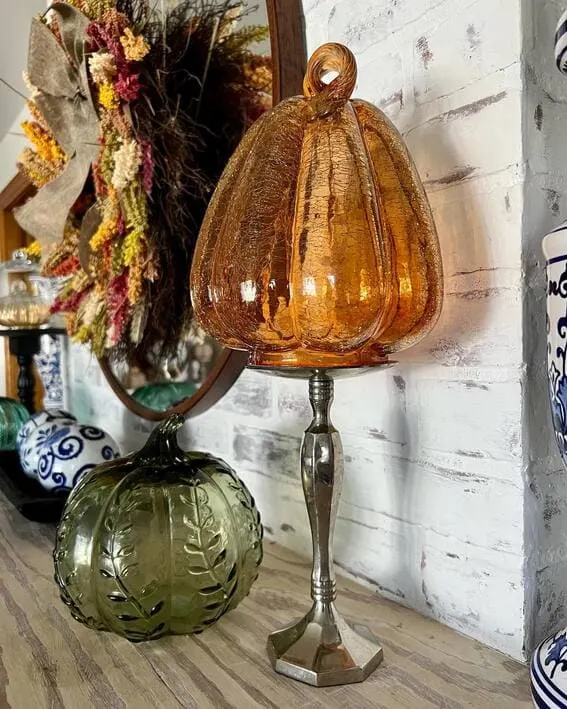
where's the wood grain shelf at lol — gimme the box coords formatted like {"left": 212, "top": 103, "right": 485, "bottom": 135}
{"left": 0, "top": 490, "right": 531, "bottom": 708}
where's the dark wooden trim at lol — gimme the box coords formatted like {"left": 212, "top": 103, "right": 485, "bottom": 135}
{"left": 99, "top": 2, "right": 308, "bottom": 421}
{"left": 267, "top": 0, "right": 308, "bottom": 99}
{"left": 0, "top": 172, "right": 43, "bottom": 411}
{"left": 99, "top": 350, "right": 249, "bottom": 422}
{"left": 0, "top": 173, "right": 34, "bottom": 211}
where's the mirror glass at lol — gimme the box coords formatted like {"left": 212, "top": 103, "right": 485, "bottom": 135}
{"left": 106, "top": 0, "right": 270, "bottom": 416}
{"left": 108, "top": 325, "right": 224, "bottom": 413}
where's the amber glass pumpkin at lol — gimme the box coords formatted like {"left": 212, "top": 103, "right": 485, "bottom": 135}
{"left": 54, "top": 415, "right": 262, "bottom": 641}
{"left": 191, "top": 43, "right": 443, "bottom": 368}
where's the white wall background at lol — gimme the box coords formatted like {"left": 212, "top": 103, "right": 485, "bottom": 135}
{"left": 0, "top": 0, "right": 45, "bottom": 183}
{"left": 0, "top": 0, "right": 45, "bottom": 141}
{"left": 2, "top": 0, "right": 566, "bottom": 662}
{"left": 0, "top": 109, "right": 30, "bottom": 193}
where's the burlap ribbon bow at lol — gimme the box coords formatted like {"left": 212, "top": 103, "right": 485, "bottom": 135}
{"left": 15, "top": 3, "right": 100, "bottom": 248}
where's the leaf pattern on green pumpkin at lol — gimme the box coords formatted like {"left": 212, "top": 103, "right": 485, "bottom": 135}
{"left": 174, "top": 479, "right": 239, "bottom": 631}
{"left": 219, "top": 468, "right": 263, "bottom": 609}
{"left": 96, "top": 484, "right": 167, "bottom": 641}
{"left": 53, "top": 476, "right": 108, "bottom": 630}
{"left": 54, "top": 431, "right": 264, "bottom": 640}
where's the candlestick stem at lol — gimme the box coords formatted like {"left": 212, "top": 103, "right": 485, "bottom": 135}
{"left": 267, "top": 370, "right": 383, "bottom": 686}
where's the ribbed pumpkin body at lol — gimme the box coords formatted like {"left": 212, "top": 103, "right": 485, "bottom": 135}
{"left": 191, "top": 44, "right": 443, "bottom": 368}
{"left": 0, "top": 397, "right": 30, "bottom": 451}
{"left": 54, "top": 415, "right": 263, "bottom": 641}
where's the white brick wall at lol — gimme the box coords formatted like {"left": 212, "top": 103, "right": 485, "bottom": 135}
{"left": 522, "top": 0, "right": 567, "bottom": 653}
{"left": 60, "top": 0, "right": 567, "bottom": 660}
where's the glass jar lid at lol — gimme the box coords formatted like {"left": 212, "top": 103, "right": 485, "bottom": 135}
{"left": 0, "top": 249, "right": 39, "bottom": 274}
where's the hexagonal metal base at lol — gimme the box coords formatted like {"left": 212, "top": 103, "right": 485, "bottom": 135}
{"left": 267, "top": 602, "right": 383, "bottom": 687}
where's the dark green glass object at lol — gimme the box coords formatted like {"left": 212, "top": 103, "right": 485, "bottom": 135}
{"left": 132, "top": 381, "right": 199, "bottom": 412}
{"left": 0, "top": 397, "right": 30, "bottom": 451}
{"left": 54, "top": 414, "right": 263, "bottom": 641}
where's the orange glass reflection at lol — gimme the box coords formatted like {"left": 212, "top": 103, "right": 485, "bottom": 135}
{"left": 190, "top": 43, "right": 443, "bottom": 369}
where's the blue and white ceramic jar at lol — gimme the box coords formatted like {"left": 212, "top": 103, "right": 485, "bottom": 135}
{"left": 17, "top": 410, "right": 76, "bottom": 479}
{"left": 531, "top": 630, "right": 567, "bottom": 708}
{"left": 17, "top": 410, "right": 120, "bottom": 492}
{"left": 35, "top": 422, "right": 120, "bottom": 493}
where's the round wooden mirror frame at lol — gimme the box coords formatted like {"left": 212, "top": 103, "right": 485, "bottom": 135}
{"left": 99, "top": 0, "right": 307, "bottom": 421}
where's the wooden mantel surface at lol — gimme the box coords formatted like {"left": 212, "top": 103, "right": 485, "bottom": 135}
{"left": 0, "top": 493, "right": 531, "bottom": 709}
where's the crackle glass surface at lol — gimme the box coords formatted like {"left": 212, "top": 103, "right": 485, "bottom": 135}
{"left": 191, "top": 43, "right": 443, "bottom": 368}
{"left": 54, "top": 415, "right": 263, "bottom": 641}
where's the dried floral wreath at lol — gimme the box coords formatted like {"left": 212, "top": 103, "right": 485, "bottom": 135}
{"left": 16, "top": 0, "right": 271, "bottom": 367}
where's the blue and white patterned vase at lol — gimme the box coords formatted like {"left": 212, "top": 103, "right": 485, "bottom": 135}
{"left": 34, "top": 335, "right": 65, "bottom": 410}
{"left": 17, "top": 410, "right": 76, "bottom": 479}
{"left": 556, "top": 9, "right": 567, "bottom": 75}
{"left": 530, "top": 15, "right": 567, "bottom": 709}
{"left": 543, "top": 222, "right": 567, "bottom": 466}
{"left": 531, "top": 222, "right": 567, "bottom": 708}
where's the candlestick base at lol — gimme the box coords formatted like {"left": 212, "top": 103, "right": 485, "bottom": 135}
{"left": 267, "top": 601, "right": 383, "bottom": 687}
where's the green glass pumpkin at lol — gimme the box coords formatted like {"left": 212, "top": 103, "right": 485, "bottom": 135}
{"left": 0, "top": 397, "right": 30, "bottom": 451}
{"left": 132, "top": 381, "right": 199, "bottom": 412}
{"left": 54, "top": 414, "right": 263, "bottom": 641}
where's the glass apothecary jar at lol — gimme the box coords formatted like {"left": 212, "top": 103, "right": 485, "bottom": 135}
{"left": 0, "top": 279, "right": 52, "bottom": 328}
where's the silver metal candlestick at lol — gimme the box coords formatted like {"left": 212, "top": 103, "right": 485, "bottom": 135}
{"left": 266, "top": 369, "right": 384, "bottom": 686}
